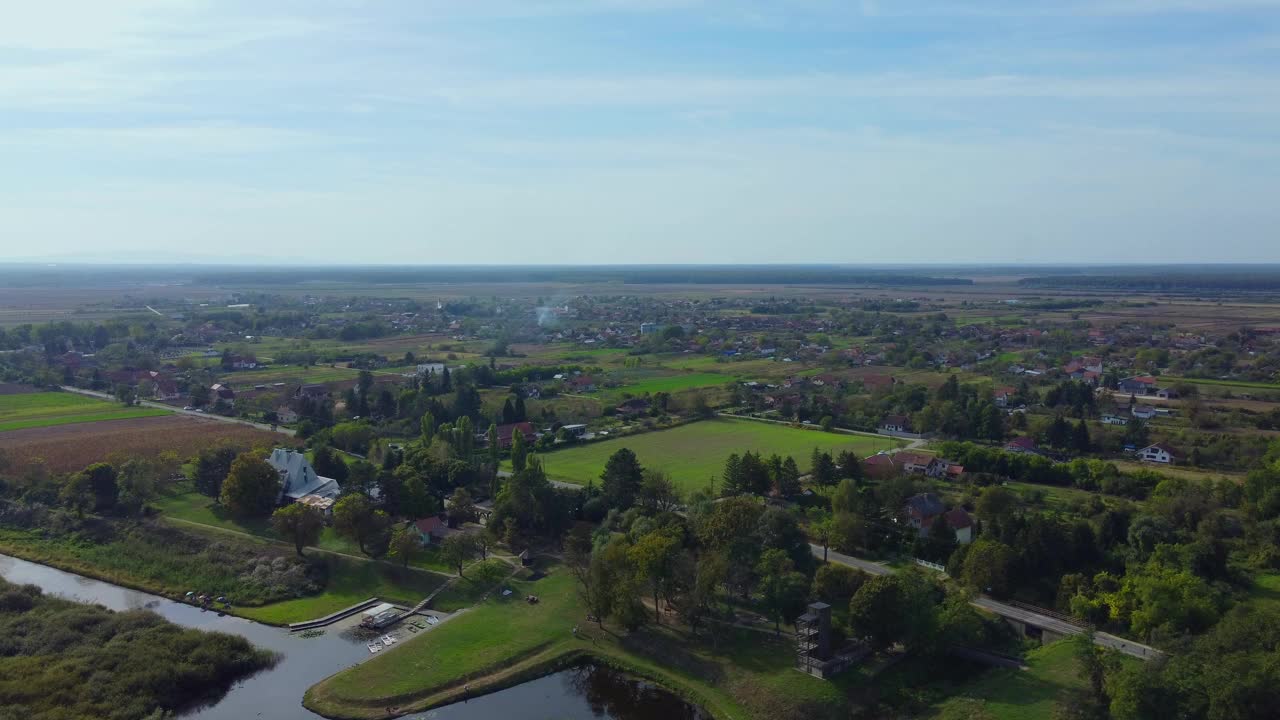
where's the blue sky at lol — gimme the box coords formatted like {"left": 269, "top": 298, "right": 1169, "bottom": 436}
{"left": 2, "top": 0, "right": 1278, "bottom": 264}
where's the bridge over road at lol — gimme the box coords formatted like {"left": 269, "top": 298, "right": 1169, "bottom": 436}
{"left": 810, "top": 544, "right": 1163, "bottom": 661}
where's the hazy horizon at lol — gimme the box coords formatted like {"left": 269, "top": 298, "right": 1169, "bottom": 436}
{"left": 3, "top": 1, "right": 1279, "bottom": 264}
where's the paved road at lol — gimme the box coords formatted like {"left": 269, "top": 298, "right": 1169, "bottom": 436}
{"left": 60, "top": 386, "right": 295, "bottom": 437}
{"left": 810, "top": 543, "right": 1163, "bottom": 660}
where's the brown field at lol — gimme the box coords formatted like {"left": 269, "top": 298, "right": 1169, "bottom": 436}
{"left": 0, "top": 415, "right": 297, "bottom": 474}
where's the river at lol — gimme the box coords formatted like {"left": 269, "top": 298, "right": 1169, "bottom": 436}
{"left": 0, "top": 553, "right": 709, "bottom": 720}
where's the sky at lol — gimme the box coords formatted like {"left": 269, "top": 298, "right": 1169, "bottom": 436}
{"left": 2, "top": 1, "right": 1279, "bottom": 265}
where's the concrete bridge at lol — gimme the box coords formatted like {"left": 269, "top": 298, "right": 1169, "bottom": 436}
{"left": 811, "top": 544, "right": 1164, "bottom": 661}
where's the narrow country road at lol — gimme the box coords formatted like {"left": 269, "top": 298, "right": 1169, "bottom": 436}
{"left": 809, "top": 543, "right": 1163, "bottom": 660}
{"left": 60, "top": 385, "right": 295, "bottom": 437}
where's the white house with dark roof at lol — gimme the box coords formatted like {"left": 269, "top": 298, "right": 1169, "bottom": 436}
{"left": 1136, "top": 443, "right": 1182, "bottom": 465}
{"left": 268, "top": 448, "right": 341, "bottom": 507}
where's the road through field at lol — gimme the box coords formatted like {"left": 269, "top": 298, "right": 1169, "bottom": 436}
{"left": 60, "top": 386, "right": 295, "bottom": 436}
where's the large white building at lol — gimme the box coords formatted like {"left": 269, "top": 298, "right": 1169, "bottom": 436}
{"left": 268, "top": 448, "right": 342, "bottom": 510}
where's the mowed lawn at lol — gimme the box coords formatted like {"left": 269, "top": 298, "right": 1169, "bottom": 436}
{"left": 0, "top": 391, "right": 167, "bottom": 432}
{"left": 535, "top": 418, "right": 903, "bottom": 492}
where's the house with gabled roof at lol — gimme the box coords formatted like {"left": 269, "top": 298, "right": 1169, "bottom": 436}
{"left": 268, "top": 448, "right": 341, "bottom": 506}
{"left": 1136, "top": 442, "right": 1182, "bottom": 464}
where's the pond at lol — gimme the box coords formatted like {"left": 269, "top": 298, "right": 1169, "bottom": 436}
{"left": 0, "top": 553, "right": 710, "bottom": 720}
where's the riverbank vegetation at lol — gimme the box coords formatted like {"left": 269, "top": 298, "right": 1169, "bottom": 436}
{"left": 0, "top": 575, "right": 275, "bottom": 720}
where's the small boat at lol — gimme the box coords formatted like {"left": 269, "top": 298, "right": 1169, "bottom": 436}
{"left": 382, "top": 634, "right": 396, "bottom": 645}
{"left": 426, "top": 616, "right": 439, "bottom": 625}
{"left": 367, "top": 643, "right": 382, "bottom": 653}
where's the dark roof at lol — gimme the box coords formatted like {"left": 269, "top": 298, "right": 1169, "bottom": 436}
{"left": 944, "top": 508, "right": 974, "bottom": 529}
{"left": 905, "top": 493, "right": 945, "bottom": 517}
{"left": 1005, "top": 436, "right": 1038, "bottom": 450}
{"left": 883, "top": 414, "right": 909, "bottom": 426}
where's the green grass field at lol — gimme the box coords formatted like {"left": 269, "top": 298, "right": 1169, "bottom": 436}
{"left": 927, "top": 640, "right": 1084, "bottom": 720}
{"left": 305, "top": 561, "right": 844, "bottom": 720}
{"left": 531, "top": 418, "right": 903, "bottom": 492}
{"left": 1159, "top": 375, "right": 1280, "bottom": 390}
{"left": 220, "top": 364, "right": 359, "bottom": 385}
{"left": 0, "top": 392, "right": 167, "bottom": 432}
{"left": 604, "top": 371, "right": 734, "bottom": 399}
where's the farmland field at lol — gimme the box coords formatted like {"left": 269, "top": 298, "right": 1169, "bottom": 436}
{"left": 0, "top": 415, "right": 295, "bottom": 473}
{"left": 605, "top": 371, "right": 734, "bottom": 399}
{"left": 0, "top": 391, "right": 167, "bottom": 432}
{"left": 532, "top": 417, "right": 904, "bottom": 492}
{"left": 1159, "top": 375, "right": 1280, "bottom": 390}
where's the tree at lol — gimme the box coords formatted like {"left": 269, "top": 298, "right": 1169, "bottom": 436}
{"left": 831, "top": 478, "right": 860, "bottom": 515}
{"left": 638, "top": 469, "right": 680, "bottom": 513}
{"left": 487, "top": 423, "right": 499, "bottom": 467}
{"left": 271, "top": 503, "right": 323, "bottom": 556}
{"left": 837, "top": 450, "right": 862, "bottom": 481}
{"left": 812, "top": 563, "right": 867, "bottom": 606}
{"left": 440, "top": 533, "right": 478, "bottom": 576}
{"left": 1073, "top": 419, "right": 1092, "bottom": 453}
{"left": 831, "top": 511, "right": 866, "bottom": 554}
{"left": 1047, "top": 415, "right": 1072, "bottom": 448}
{"left": 501, "top": 397, "right": 516, "bottom": 425}
{"left": 447, "top": 487, "right": 477, "bottom": 526}
{"left": 220, "top": 454, "right": 279, "bottom": 517}
{"left": 59, "top": 472, "right": 93, "bottom": 517}
{"left": 628, "top": 529, "right": 681, "bottom": 624}
{"left": 388, "top": 526, "right": 421, "bottom": 568}
{"left": 420, "top": 412, "right": 436, "bottom": 445}
{"left": 514, "top": 395, "right": 527, "bottom": 422}
{"left": 189, "top": 383, "right": 211, "bottom": 408}
{"left": 311, "top": 445, "right": 349, "bottom": 482}
{"left": 810, "top": 449, "right": 837, "bottom": 487}
{"left": 756, "top": 548, "right": 810, "bottom": 633}
{"left": 976, "top": 485, "right": 1018, "bottom": 523}
{"left": 957, "top": 538, "right": 1015, "bottom": 597}
{"left": 601, "top": 448, "right": 644, "bottom": 510}
{"left": 777, "top": 456, "right": 801, "bottom": 497}
{"left": 81, "top": 462, "right": 119, "bottom": 512}
{"left": 848, "top": 574, "right": 908, "bottom": 650}
{"left": 809, "top": 512, "right": 834, "bottom": 563}
{"left": 721, "top": 453, "right": 743, "bottom": 496}
{"left": 510, "top": 429, "right": 529, "bottom": 473}
{"left": 193, "top": 446, "right": 237, "bottom": 500}
{"left": 333, "top": 493, "right": 383, "bottom": 555}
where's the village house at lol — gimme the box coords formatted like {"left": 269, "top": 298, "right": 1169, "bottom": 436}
{"left": 880, "top": 414, "right": 910, "bottom": 433}
{"left": 903, "top": 493, "right": 974, "bottom": 544}
{"left": 1004, "top": 436, "right": 1044, "bottom": 455}
{"left": 210, "top": 383, "right": 235, "bottom": 404}
{"left": 993, "top": 386, "right": 1017, "bottom": 408}
{"left": 1136, "top": 442, "right": 1182, "bottom": 464}
{"left": 1117, "top": 376, "right": 1159, "bottom": 395}
{"left": 1102, "top": 414, "right": 1130, "bottom": 426}
{"left": 411, "top": 516, "right": 448, "bottom": 546}
{"left": 567, "top": 375, "right": 597, "bottom": 393}
{"left": 896, "top": 451, "right": 945, "bottom": 478}
{"left": 275, "top": 406, "right": 300, "bottom": 424}
{"left": 615, "top": 397, "right": 651, "bottom": 418}
{"left": 1131, "top": 405, "right": 1158, "bottom": 420}
{"left": 267, "top": 448, "right": 342, "bottom": 510}
{"left": 862, "top": 452, "right": 900, "bottom": 480}
{"left": 295, "top": 383, "right": 329, "bottom": 400}
{"left": 495, "top": 421, "right": 536, "bottom": 449}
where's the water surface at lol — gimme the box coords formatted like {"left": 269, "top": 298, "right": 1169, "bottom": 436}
{"left": 0, "top": 554, "right": 710, "bottom": 720}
